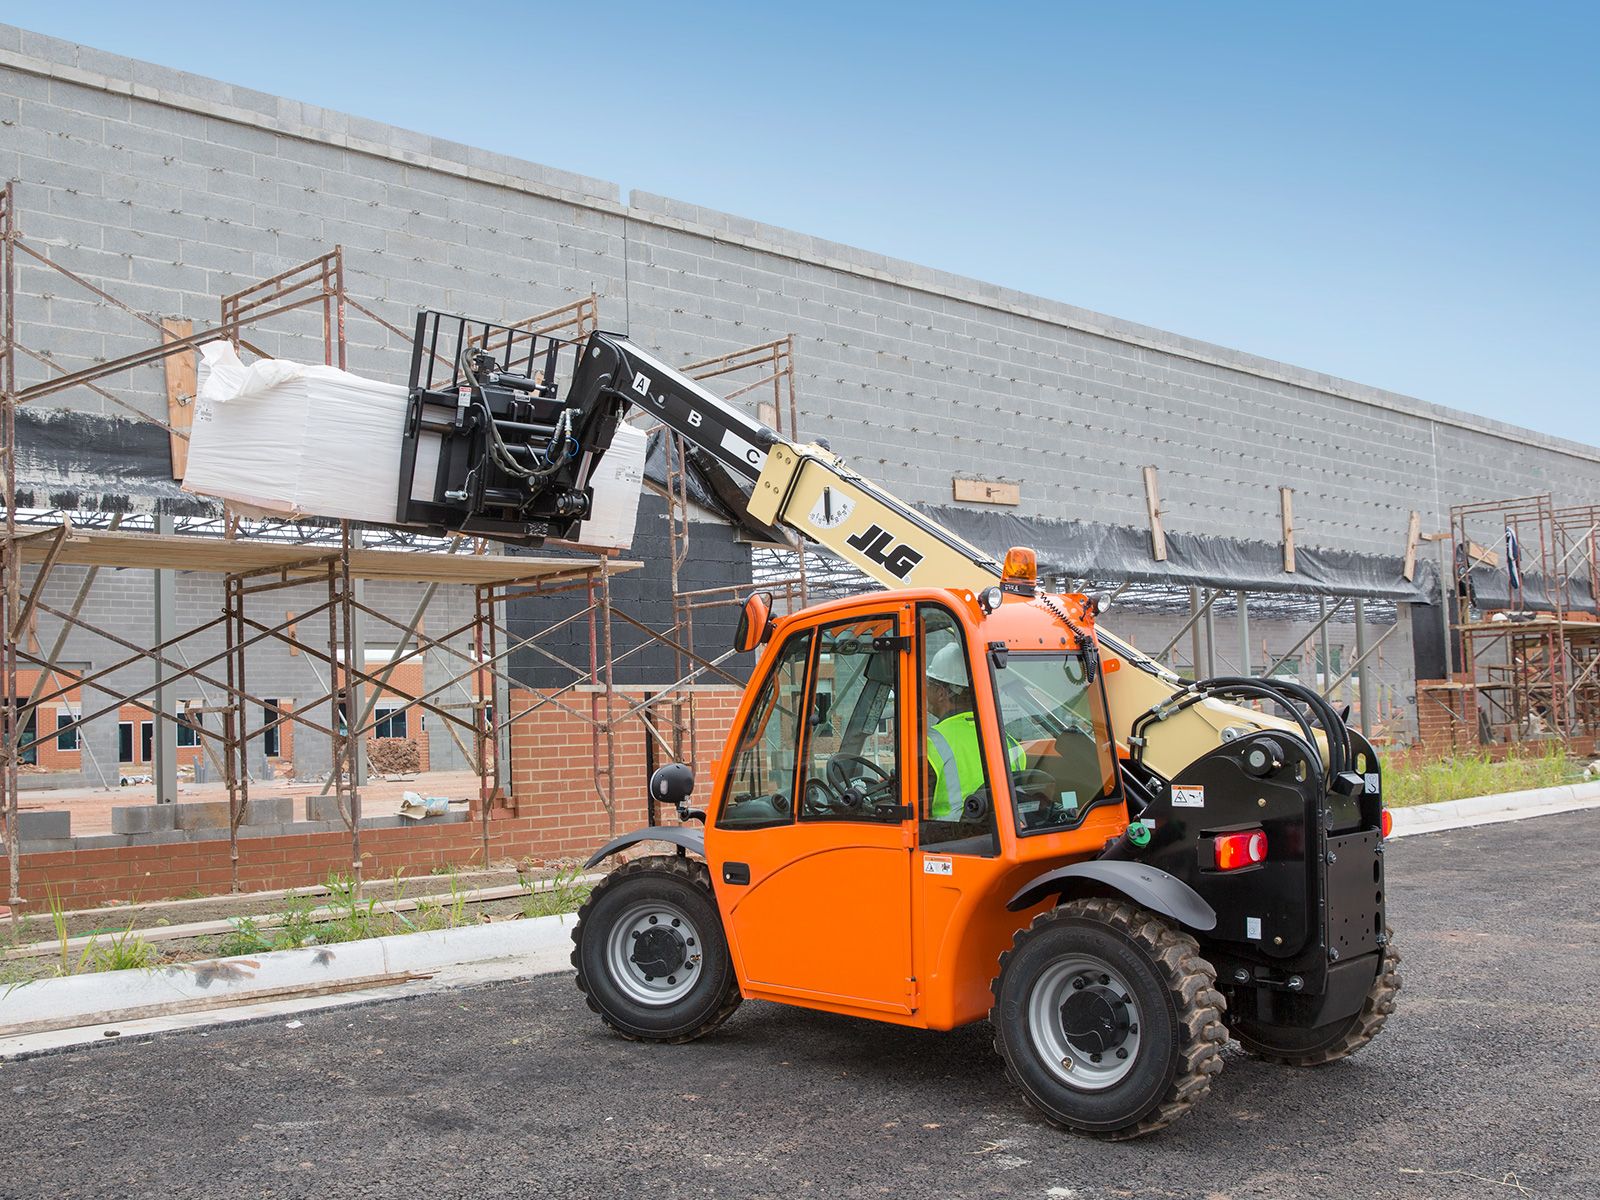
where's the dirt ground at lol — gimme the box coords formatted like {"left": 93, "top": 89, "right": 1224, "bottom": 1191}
{"left": 16, "top": 768, "right": 487, "bottom": 835}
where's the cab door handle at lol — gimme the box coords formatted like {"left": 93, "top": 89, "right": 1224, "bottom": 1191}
{"left": 722, "top": 862, "right": 750, "bottom": 886}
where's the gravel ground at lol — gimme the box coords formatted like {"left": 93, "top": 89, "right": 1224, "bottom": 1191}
{"left": 2, "top": 809, "right": 1597, "bottom": 1199}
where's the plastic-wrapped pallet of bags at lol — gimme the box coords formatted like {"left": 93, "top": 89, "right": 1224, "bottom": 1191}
{"left": 182, "top": 341, "right": 409, "bottom": 524}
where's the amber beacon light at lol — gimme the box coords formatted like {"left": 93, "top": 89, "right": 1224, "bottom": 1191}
{"left": 1001, "top": 546, "right": 1038, "bottom": 592}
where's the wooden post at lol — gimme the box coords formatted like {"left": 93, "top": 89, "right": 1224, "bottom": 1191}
{"left": 1281, "top": 487, "right": 1296, "bottom": 573}
{"left": 1403, "top": 510, "right": 1422, "bottom": 581}
{"left": 1142, "top": 466, "right": 1167, "bottom": 561}
{"left": 161, "top": 319, "right": 195, "bottom": 480}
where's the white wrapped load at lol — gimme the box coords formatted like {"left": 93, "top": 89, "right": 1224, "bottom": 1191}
{"left": 182, "top": 341, "right": 647, "bottom": 548}
{"left": 182, "top": 342, "right": 409, "bottom": 525}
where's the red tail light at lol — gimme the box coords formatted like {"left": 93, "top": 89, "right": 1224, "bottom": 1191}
{"left": 1381, "top": 809, "right": 1392, "bottom": 839}
{"left": 1215, "top": 830, "right": 1268, "bottom": 870}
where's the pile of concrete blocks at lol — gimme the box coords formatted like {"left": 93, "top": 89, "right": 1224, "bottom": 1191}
{"left": 110, "top": 796, "right": 296, "bottom": 835}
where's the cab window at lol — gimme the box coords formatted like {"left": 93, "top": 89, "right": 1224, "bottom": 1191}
{"left": 918, "top": 605, "right": 999, "bottom": 856}
{"left": 798, "top": 615, "right": 902, "bottom": 823}
{"left": 992, "top": 653, "right": 1120, "bottom": 835}
{"left": 717, "top": 630, "right": 812, "bottom": 829}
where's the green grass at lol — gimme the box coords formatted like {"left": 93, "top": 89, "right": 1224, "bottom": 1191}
{"left": 518, "top": 861, "right": 591, "bottom": 919}
{"left": 1384, "top": 743, "right": 1580, "bottom": 807}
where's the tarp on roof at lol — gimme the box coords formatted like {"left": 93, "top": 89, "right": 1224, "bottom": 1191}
{"left": 917, "top": 504, "right": 1440, "bottom": 603}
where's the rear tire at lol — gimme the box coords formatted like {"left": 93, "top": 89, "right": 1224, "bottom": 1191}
{"left": 571, "top": 854, "right": 742, "bottom": 1043}
{"left": 1232, "top": 932, "right": 1401, "bottom": 1066}
{"left": 990, "top": 897, "right": 1227, "bottom": 1140}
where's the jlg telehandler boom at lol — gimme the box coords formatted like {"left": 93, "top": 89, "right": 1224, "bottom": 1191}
{"left": 404, "top": 317, "right": 1400, "bottom": 1139}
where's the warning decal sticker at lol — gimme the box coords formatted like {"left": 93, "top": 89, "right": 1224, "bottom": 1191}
{"left": 1171, "top": 786, "right": 1205, "bottom": 808}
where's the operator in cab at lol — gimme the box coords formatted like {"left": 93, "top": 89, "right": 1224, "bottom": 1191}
{"left": 925, "top": 644, "right": 1025, "bottom": 818}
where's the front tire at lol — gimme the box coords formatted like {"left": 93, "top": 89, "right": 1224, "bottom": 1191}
{"left": 990, "top": 897, "right": 1227, "bottom": 1140}
{"left": 571, "top": 855, "right": 742, "bottom": 1043}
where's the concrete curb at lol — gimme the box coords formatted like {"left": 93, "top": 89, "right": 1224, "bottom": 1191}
{"left": 0, "top": 914, "right": 577, "bottom": 1056}
{"left": 1387, "top": 779, "right": 1600, "bottom": 836}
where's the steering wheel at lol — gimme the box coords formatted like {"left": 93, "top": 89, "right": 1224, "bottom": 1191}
{"left": 826, "top": 755, "right": 897, "bottom": 810}
{"left": 802, "top": 777, "right": 841, "bottom": 816}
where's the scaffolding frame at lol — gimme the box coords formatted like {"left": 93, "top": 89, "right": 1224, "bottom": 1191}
{"left": 1449, "top": 494, "right": 1600, "bottom": 746}
{"left": 0, "top": 180, "right": 684, "bottom": 920}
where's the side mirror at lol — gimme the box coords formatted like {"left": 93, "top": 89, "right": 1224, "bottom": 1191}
{"left": 733, "top": 591, "right": 774, "bottom": 653}
{"left": 650, "top": 762, "right": 694, "bottom": 806}
{"left": 808, "top": 693, "right": 832, "bottom": 728}
{"left": 649, "top": 762, "right": 702, "bottom": 822}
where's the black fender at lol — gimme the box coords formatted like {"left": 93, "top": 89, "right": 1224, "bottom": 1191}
{"left": 583, "top": 826, "right": 705, "bottom": 870}
{"left": 1005, "top": 861, "right": 1217, "bottom": 932}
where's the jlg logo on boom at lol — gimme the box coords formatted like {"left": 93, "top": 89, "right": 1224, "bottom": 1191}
{"left": 845, "top": 524, "right": 924, "bottom": 580}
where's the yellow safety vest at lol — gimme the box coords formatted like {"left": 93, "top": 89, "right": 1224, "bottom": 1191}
{"left": 927, "top": 711, "right": 1027, "bottom": 819}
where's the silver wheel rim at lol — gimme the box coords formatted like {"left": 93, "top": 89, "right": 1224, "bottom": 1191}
{"left": 605, "top": 898, "right": 704, "bottom": 1006}
{"left": 1026, "top": 954, "right": 1145, "bottom": 1091}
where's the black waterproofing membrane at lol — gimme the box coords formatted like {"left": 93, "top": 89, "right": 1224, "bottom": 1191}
{"left": 1461, "top": 566, "right": 1596, "bottom": 615}
{"left": 15, "top": 409, "right": 215, "bottom": 516}
{"left": 918, "top": 504, "right": 1441, "bottom": 603}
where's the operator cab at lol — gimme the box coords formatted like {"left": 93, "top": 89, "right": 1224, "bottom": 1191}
{"left": 702, "top": 549, "right": 1127, "bottom": 1027}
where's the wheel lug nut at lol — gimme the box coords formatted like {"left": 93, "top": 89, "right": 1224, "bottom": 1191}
{"left": 687, "top": 938, "right": 696, "bottom": 947}
{"left": 648, "top": 916, "right": 658, "bottom": 925}
{"left": 644, "top": 975, "right": 654, "bottom": 982}
{"left": 631, "top": 931, "right": 639, "bottom": 939}
{"left": 1121, "top": 994, "right": 1131, "bottom": 1003}
{"left": 671, "top": 918, "right": 680, "bottom": 927}
{"left": 1072, "top": 978, "right": 1086, "bottom": 990}
{"left": 1116, "top": 1048, "right": 1129, "bottom": 1059}
{"left": 1090, "top": 1053, "right": 1102, "bottom": 1063}
{"left": 667, "top": 976, "right": 676, "bottom": 985}
{"left": 1099, "top": 974, "right": 1109, "bottom": 985}
{"left": 1129, "top": 1024, "right": 1138, "bottom": 1034}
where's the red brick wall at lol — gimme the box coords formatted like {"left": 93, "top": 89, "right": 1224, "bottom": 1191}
{"left": 9, "top": 817, "right": 586, "bottom": 907}
{"left": 6, "top": 684, "right": 751, "bottom": 907}
{"left": 1407, "top": 677, "right": 1596, "bottom": 764}
{"left": 504, "top": 686, "right": 745, "bottom": 857}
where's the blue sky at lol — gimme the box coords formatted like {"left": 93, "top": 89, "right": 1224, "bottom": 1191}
{"left": 7, "top": 2, "right": 1597, "bottom": 445}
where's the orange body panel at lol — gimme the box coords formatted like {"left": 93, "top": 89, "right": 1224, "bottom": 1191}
{"left": 703, "top": 586, "right": 1130, "bottom": 1031}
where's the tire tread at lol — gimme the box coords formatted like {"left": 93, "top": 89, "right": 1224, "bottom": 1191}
{"left": 571, "top": 854, "right": 742, "bottom": 1044}
{"left": 989, "top": 897, "right": 1227, "bottom": 1140}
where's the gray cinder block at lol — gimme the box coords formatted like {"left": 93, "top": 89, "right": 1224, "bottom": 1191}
{"left": 112, "top": 805, "right": 175, "bottom": 835}
{"left": 14, "top": 810, "right": 70, "bottom": 839}
{"left": 305, "top": 795, "right": 348, "bottom": 823}
{"left": 242, "top": 796, "right": 295, "bottom": 826}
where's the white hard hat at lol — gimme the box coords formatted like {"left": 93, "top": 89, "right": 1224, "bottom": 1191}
{"left": 928, "top": 643, "right": 970, "bottom": 688}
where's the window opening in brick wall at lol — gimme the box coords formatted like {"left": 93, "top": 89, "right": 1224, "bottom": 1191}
{"left": 119, "top": 722, "right": 134, "bottom": 763}
{"left": 375, "top": 704, "right": 407, "bottom": 740}
{"left": 262, "top": 700, "right": 281, "bottom": 757}
{"left": 140, "top": 721, "right": 154, "bottom": 763}
{"left": 56, "top": 712, "right": 78, "bottom": 751}
{"left": 7, "top": 704, "right": 38, "bottom": 766}
{"left": 177, "top": 711, "right": 203, "bottom": 747}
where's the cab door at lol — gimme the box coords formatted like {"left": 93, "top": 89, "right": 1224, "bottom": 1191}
{"left": 717, "top": 607, "right": 917, "bottom": 1017}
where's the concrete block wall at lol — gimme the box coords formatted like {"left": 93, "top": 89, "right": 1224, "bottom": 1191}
{"left": 5, "top": 22, "right": 1599, "bottom": 566}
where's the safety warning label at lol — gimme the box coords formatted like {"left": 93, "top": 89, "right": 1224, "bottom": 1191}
{"left": 1171, "top": 786, "right": 1205, "bottom": 808}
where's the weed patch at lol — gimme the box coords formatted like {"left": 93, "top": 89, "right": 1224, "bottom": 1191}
{"left": 1385, "top": 744, "right": 1579, "bottom": 807}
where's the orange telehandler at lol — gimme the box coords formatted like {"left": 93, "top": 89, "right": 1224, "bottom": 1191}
{"left": 400, "top": 316, "right": 1400, "bottom": 1138}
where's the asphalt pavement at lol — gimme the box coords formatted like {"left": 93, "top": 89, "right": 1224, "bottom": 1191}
{"left": 3, "top": 807, "right": 1598, "bottom": 1200}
